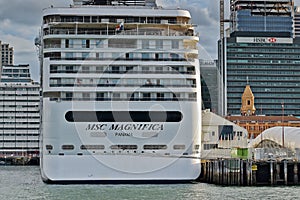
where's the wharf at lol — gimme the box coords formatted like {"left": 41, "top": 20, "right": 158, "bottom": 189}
{"left": 0, "top": 156, "right": 39, "bottom": 166}
{"left": 199, "top": 159, "right": 300, "bottom": 186}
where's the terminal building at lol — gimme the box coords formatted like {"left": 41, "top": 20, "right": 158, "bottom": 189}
{"left": 202, "top": 109, "right": 248, "bottom": 159}
{"left": 0, "top": 65, "right": 40, "bottom": 157}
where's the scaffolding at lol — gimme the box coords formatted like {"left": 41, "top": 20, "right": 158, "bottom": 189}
{"left": 230, "top": 0, "right": 294, "bottom": 16}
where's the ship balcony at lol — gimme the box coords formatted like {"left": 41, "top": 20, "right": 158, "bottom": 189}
{"left": 48, "top": 83, "right": 196, "bottom": 88}
{"left": 46, "top": 56, "right": 196, "bottom": 63}
{"left": 43, "top": 24, "right": 197, "bottom": 38}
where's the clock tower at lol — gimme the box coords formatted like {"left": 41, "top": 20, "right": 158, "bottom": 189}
{"left": 241, "top": 84, "right": 256, "bottom": 116}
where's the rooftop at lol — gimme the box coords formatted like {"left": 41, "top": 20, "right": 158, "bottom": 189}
{"left": 226, "top": 115, "right": 300, "bottom": 122}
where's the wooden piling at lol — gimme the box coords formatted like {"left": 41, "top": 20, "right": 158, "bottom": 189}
{"left": 276, "top": 162, "right": 281, "bottom": 184}
{"left": 246, "top": 160, "right": 251, "bottom": 186}
{"left": 294, "top": 163, "right": 298, "bottom": 185}
{"left": 240, "top": 159, "right": 244, "bottom": 186}
{"left": 284, "top": 160, "right": 288, "bottom": 185}
{"left": 199, "top": 159, "right": 300, "bottom": 186}
{"left": 270, "top": 161, "right": 274, "bottom": 186}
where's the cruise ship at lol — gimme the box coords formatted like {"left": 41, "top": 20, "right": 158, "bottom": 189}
{"left": 39, "top": 0, "right": 201, "bottom": 183}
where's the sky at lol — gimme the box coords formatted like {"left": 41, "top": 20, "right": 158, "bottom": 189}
{"left": 0, "top": 0, "right": 299, "bottom": 81}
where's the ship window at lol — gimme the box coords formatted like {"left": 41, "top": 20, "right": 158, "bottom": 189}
{"left": 143, "top": 145, "right": 167, "bottom": 150}
{"left": 46, "top": 145, "right": 53, "bottom": 150}
{"left": 65, "top": 39, "right": 69, "bottom": 48}
{"left": 65, "top": 111, "right": 183, "bottom": 122}
{"left": 62, "top": 145, "right": 75, "bottom": 150}
{"left": 156, "top": 40, "right": 163, "bottom": 49}
{"left": 142, "top": 40, "right": 150, "bottom": 49}
{"left": 194, "top": 145, "right": 200, "bottom": 150}
{"left": 110, "top": 145, "right": 138, "bottom": 150}
{"left": 173, "top": 145, "right": 185, "bottom": 150}
{"left": 82, "top": 39, "right": 90, "bottom": 48}
{"left": 172, "top": 40, "right": 179, "bottom": 49}
{"left": 65, "top": 52, "right": 73, "bottom": 59}
{"left": 80, "top": 145, "right": 105, "bottom": 150}
{"left": 96, "top": 39, "right": 104, "bottom": 48}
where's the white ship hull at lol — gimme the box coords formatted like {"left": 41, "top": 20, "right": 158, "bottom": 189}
{"left": 41, "top": 101, "right": 201, "bottom": 182}
{"left": 41, "top": 156, "right": 200, "bottom": 183}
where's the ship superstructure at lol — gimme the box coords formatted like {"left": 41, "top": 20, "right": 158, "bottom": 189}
{"left": 40, "top": 0, "right": 201, "bottom": 183}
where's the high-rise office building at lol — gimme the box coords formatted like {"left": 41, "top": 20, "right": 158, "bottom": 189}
{"left": 200, "top": 60, "right": 223, "bottom": 115}
{"left": 226, "top": 36, "right": 300, "bottom": 116}
{"left": 220, "top": 0, "right": 300, "bottom": 117}
{"left": 0, "top": 65, "right": 40, "bottom": 157}
{"left": 0, "top": 41, "right": 14, "bottom": 66}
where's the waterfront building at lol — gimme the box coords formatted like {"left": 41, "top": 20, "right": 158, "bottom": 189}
{"left": 0, "top": 41, "right": 14, "bottom": 66}
{"left": 0, "top": 65, "right": 40, "bottom": 157}
{"left": 226, "top": 84, "right": 300, "bottom": 138}
{"left": 39, "top": 0, "right": 201, "bottom": 183}
{"left": 202, "top": 109, "right": 248, "bottom": 159}
{"left": 200, "top": 60, "right": 223, "bottom": 115}
{"left": 227, "top": 115, "right": 300, "bottom": 139}
{"left": 248, "top": 127, "right": 300, "bottom": 160}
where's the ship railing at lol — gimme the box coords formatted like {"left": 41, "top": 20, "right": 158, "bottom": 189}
{"left": 50, "top": 97, "right": 197, "bottom": 102}
{"left": 48, "top": 57, "right": 194, "bottom": 62}
{"left": 50, "top": 70, "right": 196, "bottom": 75}
{"left": 49, "top": 83, "right": 197, "bottom": 88}
{"left": 43, "top": 29, "right": 192, "bottom": 37}
{"left": 44, "top": 44, "right": 198, "bottom": 50}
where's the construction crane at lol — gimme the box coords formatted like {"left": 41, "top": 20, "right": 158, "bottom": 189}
{"left": 220, "top": 0, "right": 231, "bottom": 39}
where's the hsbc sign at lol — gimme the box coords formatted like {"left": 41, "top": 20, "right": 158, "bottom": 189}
{"left": 253, "top": 37, "right": 277, "bottom": 43}
{"left": 237, "top": 37, "right": 293, "bottom": 44}
{"left": 268, "top": 38, "right": 277, "bottom": 43}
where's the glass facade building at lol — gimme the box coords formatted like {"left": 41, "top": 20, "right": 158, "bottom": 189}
{"left": 226, "top": 36, "right": 300, "bottom": 116}
{"left": 200, "top": 60, "right": 223, "bottom": 115}
{"left": 233, "top": 10, "right": 293, "bottom": 34}
{"left": 230, "top": 0, "right": 294, "bottom": 37}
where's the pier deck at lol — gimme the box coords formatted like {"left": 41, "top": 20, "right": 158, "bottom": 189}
{"left": 199, "top": 159, "right": 300, "bottom": 186}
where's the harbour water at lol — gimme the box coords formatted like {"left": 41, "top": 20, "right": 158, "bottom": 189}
{"left": 1, "top": 166, "right": 300, "bottom": 200}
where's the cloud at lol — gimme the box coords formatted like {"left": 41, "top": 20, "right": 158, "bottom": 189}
{"left": 0, "top": 0, "right": 72, "bottom": 81}
{"left": 159, "top": 0, "right": 219, "bottom": 59}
